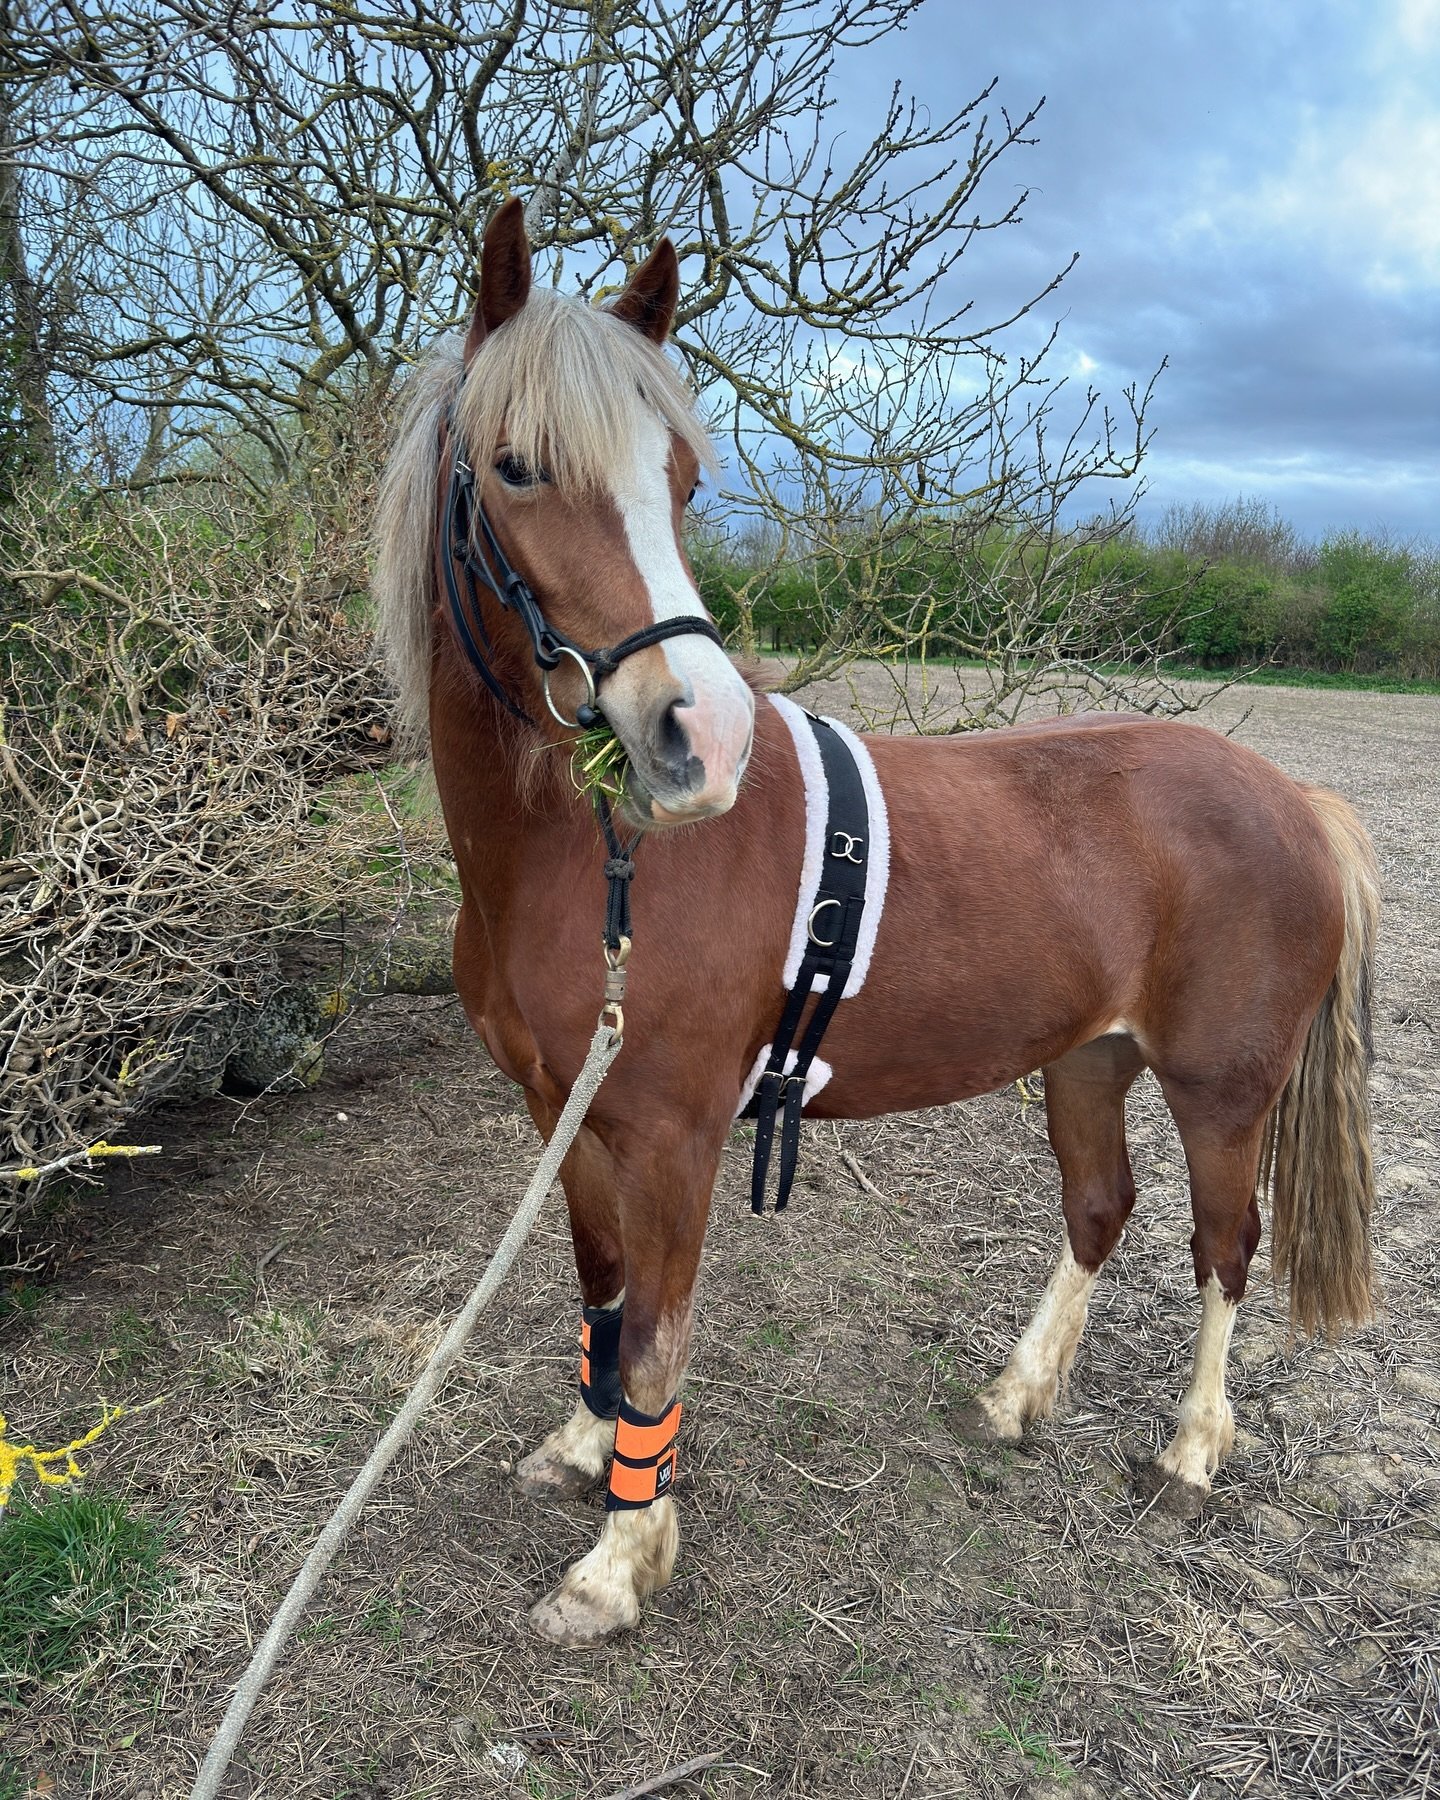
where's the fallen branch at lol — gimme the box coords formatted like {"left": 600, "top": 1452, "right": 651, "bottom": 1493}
{"left": 1, "top": 1141, "right": 162, "bottom": 1185}
{"left": 773, "top": 1449, "right": 887, "bottom": 1493}
{"left": 839, "top": 1147, "right": 891, "bottom": 1203}
{"left": 600, "top": 1753, "right": 726, "bottom": 1800}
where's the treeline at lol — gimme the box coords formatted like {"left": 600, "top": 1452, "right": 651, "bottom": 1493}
{"left": 693, "top": 499, "right": 1440, "bottom": 682}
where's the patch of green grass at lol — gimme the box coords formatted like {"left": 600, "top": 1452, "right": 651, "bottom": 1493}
{"left": 335, "top": 1754, "right": 381, "bottom": 1797}
{"left": 0, "top": 1490, "right": 170, "bottom": 1697}
{"left": 776, "top": 1395, "right": 832, "bottom": 1444}
{"left": 910, "top": 1340, "right": 966, "bottom": 1395}
{"left": 362, "top": 1589, "right": 413, "bottom": 1643}
{"left": 980, "top": 1719, "right": 1071, "bottom": 1778}
{"left": 918, "top": 1678, "right": 975, "bottom": 1714}
{"left": 747, "top": 1320, "right": 797, "bottom": 1355}
{"left": 525, "top": 1765, "right": 582, "bottom": 1800}
{"left": 100, "top": 1305, "right": 159, "bottom": 1374}
{"left": 0, "top": 1281, "right": 45, "bottom": 1332}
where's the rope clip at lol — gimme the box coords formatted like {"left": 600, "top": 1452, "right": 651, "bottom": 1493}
{"left": 600, "top": 933, "right": 631, "bottom": 1038}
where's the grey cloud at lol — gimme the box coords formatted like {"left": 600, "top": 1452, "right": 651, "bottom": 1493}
{"left": 824, "top": 0, "right": 1439, "bottom": 539}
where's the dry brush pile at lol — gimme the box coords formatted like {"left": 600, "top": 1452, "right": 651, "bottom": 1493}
{"left": 0, "top": 458, "right": 449, "bottom": 1237}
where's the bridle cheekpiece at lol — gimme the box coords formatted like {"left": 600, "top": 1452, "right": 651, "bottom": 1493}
{"left": 439, "top": 420, "right": 724, "bottom": 731}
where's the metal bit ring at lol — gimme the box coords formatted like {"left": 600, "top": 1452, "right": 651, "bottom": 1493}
{"left": 542, "top": 645, "right": 599, "bottom": 729}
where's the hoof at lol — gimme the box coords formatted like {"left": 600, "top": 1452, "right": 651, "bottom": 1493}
{"left": 952, "top": 1397, "right": 1022, "bottom": 1448}
{"left": 1135, "top": 1459, "right": 1210, "bottom": 1520}
{"left": 529, "top": 1581, "right": 637, "bottom": 1648}
{"left": 515, "top": 1448, "right": 599, "bottom": 1501}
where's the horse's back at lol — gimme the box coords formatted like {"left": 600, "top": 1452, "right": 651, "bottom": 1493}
{"left": 831, "top": 710, "right": 1347, "bottom": 1105}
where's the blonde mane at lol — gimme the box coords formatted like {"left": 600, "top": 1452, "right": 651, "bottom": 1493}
{"left": 372, "top": 288, "right": 715, "bottom": 748}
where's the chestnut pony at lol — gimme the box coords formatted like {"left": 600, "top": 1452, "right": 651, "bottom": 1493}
{"left": 374, "top": 199, "right": 1379, "bottom": 1647}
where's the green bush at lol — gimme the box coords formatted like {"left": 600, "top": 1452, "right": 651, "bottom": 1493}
{"left": 690, "top": 500, "right": 1438, "bottom": 682}
{"left": 1179, "top": 563, "right": 1277, "bottom": 663}
{"left": 1312, "top": 532, "right": 1415, "bottom": 669}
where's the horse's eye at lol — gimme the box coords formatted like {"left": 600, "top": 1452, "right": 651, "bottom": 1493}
{"left": 686, "top": 483, "right": 699, "bottom": 507}
{"left": 495, "top": 453, "right": 545, "bottom": 488}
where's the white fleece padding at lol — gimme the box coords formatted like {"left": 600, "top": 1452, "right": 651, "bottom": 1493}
{"left": 735, "top": 694, "right": 892, "bottom": 1118}
{"left": 820, "top": 711, "right": 891, "bottom": 998}
{"left": 767, "top": 692, "right": 829, "bottom": 991}
{"left": 736, "top": 1045, "right": 834, "bottom": 1115}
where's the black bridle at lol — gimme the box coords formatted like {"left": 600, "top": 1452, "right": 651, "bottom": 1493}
{"left": 437, "top": 421, "right": 728, "bottom": 981}
{"left": 438, "top": 428, "right": 724, "bottom": 732}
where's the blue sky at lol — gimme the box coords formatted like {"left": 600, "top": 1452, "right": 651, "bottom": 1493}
{"left": 831, "top": 0, "right": 1439, "bottom": 541}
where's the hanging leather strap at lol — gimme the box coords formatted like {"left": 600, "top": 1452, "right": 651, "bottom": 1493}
{"left": 749, "top": 714, "right": 870, "bottom": 1213}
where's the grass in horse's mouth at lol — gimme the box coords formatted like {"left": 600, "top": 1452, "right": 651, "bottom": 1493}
{"left": 566, "top": 721, "right": 630, "bottom": 807}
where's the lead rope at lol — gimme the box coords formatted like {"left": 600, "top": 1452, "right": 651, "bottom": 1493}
{"left": 189, "top": 1000, "right": 626, "bottom": 1800}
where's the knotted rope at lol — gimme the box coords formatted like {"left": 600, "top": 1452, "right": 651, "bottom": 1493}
{"left": 190, "top": 1021, "right": 624, "bottom": 1800}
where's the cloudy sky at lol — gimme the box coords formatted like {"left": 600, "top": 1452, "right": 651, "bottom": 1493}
{"left": 832, "top": 0, "right": 1439, "bottom": 541}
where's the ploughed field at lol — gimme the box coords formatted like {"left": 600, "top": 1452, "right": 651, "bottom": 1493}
{"left": 5, "top": 678, "right": 1437, "bottom": 1799}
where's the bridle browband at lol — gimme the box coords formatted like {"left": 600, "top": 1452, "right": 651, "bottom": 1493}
{"left": 438, "top": 415, "right": 724, "bottom": 731}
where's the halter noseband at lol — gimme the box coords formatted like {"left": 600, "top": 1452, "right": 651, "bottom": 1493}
{"left": 439, "top": 425, "right": 724, "bottom": 729}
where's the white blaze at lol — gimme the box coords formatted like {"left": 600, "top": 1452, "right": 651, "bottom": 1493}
{"left": 609, "top": 411, "right": 750, "bottom": 717}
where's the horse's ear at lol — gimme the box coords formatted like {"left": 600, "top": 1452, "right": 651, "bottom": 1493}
{"left": 465, "top": 196, "right": 531, "bottom": 365}
{"left": 609, "top": 239, "right": 680, "bottom": 345}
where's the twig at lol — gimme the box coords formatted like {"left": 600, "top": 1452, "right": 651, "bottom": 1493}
{"left": 255, "top": 1237, "right": 290, "bottom": 1279}
{"left": 839, "top": 1147, "right": 891, "bottom": 1203}
{"left": 1, "top": 1140, "right": 162, "bottom": 1184}
{"left": 774, "top": 1448, "right": 886, "bottom": 1492}
{"left": 600, "top": 1752, "right": 725, "bottom": 1799}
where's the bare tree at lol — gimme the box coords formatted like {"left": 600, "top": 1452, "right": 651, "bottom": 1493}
{"left": 0, "top": 0, "right": 1177, "bottom": 722}
{"left": 2, "top": 4, "right": 1141, "bottom": 487}
{"left": 0, "top": 4, "right": 1196, "bottom": 1209}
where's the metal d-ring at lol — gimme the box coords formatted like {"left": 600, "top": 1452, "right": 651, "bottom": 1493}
{"left": 542, "top": 644, "right": 599, "bottom": 728}
{"left": 807, "top": 898, "right": 841, "bottom": 947}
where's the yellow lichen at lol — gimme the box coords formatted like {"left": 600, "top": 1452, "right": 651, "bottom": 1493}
{"left": 0, "top": 1398, "right": 164, "bottom": 1513}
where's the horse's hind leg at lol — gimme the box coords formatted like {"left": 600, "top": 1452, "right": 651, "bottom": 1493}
{"left": 1144, "top": 1089, "right": 1266, "bottom": 1517}
{"left": 959, "top": 1034, "right": 1143, "bottom": 1444}
{"left": 515, "top": 1107, "right": 624, "bottom": 1500}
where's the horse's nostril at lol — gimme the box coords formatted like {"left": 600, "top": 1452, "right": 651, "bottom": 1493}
{"left": 656, "top": 699, "right": 693, "bottom": 771}
{"left": 650, "top": 700, "right": 709, "bottom": 796}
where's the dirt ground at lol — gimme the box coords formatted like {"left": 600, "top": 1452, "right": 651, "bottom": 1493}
{"left": 4, "top": 677, "right": 1438, "bottom": 1800}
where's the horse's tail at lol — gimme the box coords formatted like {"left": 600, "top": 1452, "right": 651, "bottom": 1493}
{"left": 1262, "top": 787, "right": 1380, "bottom": 1337}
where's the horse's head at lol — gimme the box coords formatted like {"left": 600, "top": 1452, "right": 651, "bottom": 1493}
{"left": 452, "top": 199, "right": 755, "bottom": 828}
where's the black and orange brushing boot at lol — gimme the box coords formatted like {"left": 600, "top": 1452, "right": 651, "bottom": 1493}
{"left": 606, "top": 1396, "right": 682, "bottom": 1511}
{"left": 579, "top": 1303, "right": 623, "bottom": 1419}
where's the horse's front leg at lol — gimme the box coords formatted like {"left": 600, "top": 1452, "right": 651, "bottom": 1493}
{"left": 528, "top": 1112, "right": 723, "bottom": 1648}
{"left": 515, "top": 1110, "right": 625, "bottom": 1500}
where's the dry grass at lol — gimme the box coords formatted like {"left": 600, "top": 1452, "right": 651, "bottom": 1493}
{"left": 1, "top": 679, "right": 1436, "bottom": 1799}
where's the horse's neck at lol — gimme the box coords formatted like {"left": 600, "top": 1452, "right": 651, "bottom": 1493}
{"left": 429, "top": 680, "right": 584, "bottom": 908}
